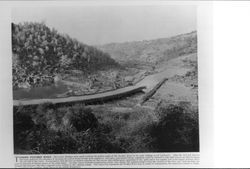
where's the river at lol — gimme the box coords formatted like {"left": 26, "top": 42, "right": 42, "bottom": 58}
{"left": 13, "top": 54, "right": 193, "bottom": 101}
{"left": 13, "top": 82, "right": 69, "bottom": 100}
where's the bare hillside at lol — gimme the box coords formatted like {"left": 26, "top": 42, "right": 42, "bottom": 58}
{"left": 97, "top": 31, "right": 197, "bottom": 66}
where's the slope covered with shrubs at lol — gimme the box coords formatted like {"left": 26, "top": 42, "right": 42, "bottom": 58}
{"left": 98, "top": 31, "right": 197, "bottom": 65}
{"left": 14, "top": 103, "right": 123, "bottom": 154}
{"left": 12, "top": 22, "right": 119, "bottom": 89}
{"left": 152, "top": 101, "right": 199, "bottom": 152}
{"left": 14, "top": 101, "right": 199, "bottom": 154}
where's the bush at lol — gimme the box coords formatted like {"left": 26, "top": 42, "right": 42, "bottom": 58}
{"left": 27, "top": 130, "right": 78, "bottom": 154}
{"left": 152, "top": 103, "right": 199, "bottom": 152}
{"left": 14, "top": 106, "right": 35, "bottom": 150}
{"left": 68, "top": 104, "right": 98, "bottom": 132}
{"left": 75, "top": 125, "right": 124, "bottom": 153}
{"left": 93, "top": 107, "right": 156, "bottom": 153}
{"left": 14, "top": 103, "right": 123, "bottom": 154}
{"left": 14, "top": 101, "right": 199, "bottom": 154}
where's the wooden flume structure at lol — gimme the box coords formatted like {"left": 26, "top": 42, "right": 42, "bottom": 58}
{"left": 139, "top": 78, "right": 168, "bottom": 105}
{"left": 13, "top": 78, "right": 168, "bottom": 107}
{"left": 13, "top": 85, "right": 146, "bottom": 106}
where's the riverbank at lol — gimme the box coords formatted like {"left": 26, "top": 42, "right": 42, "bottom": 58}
{"left": 13, "top": 52, "right": 199, "bottom": 154}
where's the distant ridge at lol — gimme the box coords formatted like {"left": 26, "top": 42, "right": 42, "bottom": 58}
{"left": 98, "top": 31, "right": 197, "bottom": 64}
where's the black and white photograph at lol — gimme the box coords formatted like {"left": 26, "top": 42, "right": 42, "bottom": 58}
{"left": 12, "top": 5, "right": 199, "bottom": 154}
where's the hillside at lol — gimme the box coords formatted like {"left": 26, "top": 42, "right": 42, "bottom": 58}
{"left": 12, "top": 22, "right": 119, "bottom": 89}
{"left": 13, "top": 30, "right": 199, "bottom": 154}
{"left": 98, "top": 31, "right": 197, "bottom": 67}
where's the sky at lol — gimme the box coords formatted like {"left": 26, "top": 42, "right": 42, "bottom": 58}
{"left": 12, "top": 5, "right": 196, "bottom": 45}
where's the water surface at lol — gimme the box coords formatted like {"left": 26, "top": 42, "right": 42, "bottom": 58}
{"left": 13, "top": 82, "right": 68, "bottom": 100}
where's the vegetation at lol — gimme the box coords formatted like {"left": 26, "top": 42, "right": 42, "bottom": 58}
{"left": 171, "top": 54, "right": 198, "bottom": 89}
{"left": 98, "top": 31, "right": 197, "bottom": 66}
{"left": 14, "top": 103, "right": 122, "bottom": 154}
{"left": 14, "top": 100, "right": 199, "bottom": 154}
{"left": 152, "top": 101, "right": 199, "bottom": 152}
{"left": 12, "top": 24, "right": 199, "bottom": 153}
{"left": 12, "top": 22, "right": 119, "bottom": 89}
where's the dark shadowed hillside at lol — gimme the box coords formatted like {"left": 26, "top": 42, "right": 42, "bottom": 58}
{"left": 12, "top": 22, "right": 119, "bottom": 89}
{"left": 98, "top": 31, "right": 197, "bottom": 66}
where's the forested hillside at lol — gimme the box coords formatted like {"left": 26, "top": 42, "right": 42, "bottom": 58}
{"left": 98, "top": 31, "right": 197, "bottom": 65}
{"left": 12, "top": 22, "right": 119, "bottom": 89}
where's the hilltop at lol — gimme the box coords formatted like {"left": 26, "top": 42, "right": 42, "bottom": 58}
{"left": 98, "top": 31, "right": 197, "bottom": 68}
{"left": 12, "top": 22, "right": 119, "bottom": 89}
